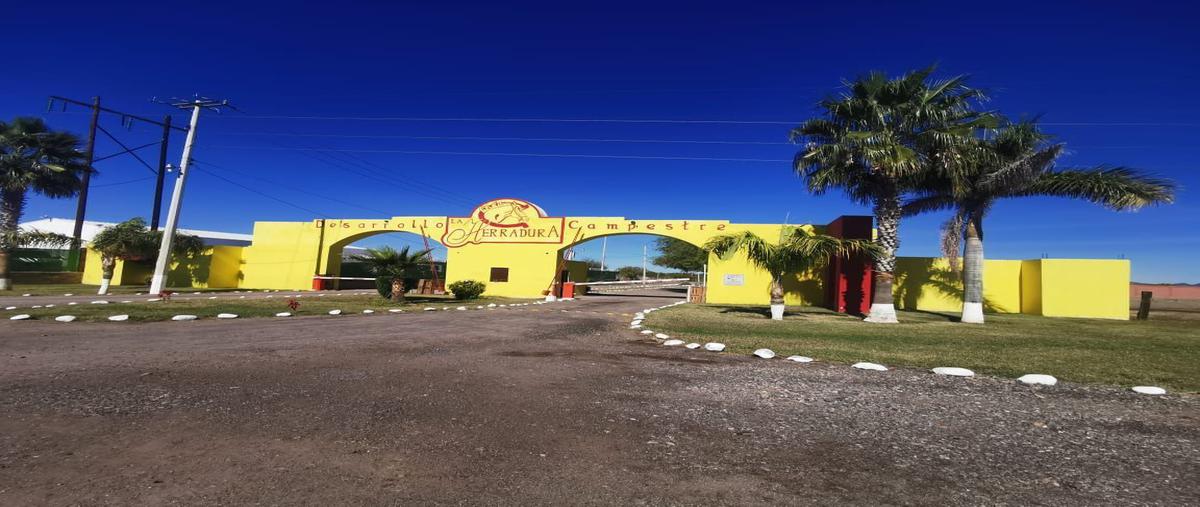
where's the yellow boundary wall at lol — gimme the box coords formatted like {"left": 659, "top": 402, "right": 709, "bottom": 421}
{"left": 76, "top": 198, "right": 1132, "bottom": 320}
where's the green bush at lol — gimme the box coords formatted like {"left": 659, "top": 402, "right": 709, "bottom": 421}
{"left": 374, "top": 276, "right": 419, "bottom": 299}
{"left": 374, "top": 276, "right": 392, "bottom": 299}
{"left": 449, "top": 280, "right": 486, "bottom": 300}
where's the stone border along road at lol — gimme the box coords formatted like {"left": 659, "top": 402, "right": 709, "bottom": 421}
{"left": 0, "top": 289, "right": 1196, "bottom": 504}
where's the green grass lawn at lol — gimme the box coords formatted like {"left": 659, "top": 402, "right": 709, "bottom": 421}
{"left": 643, "top": 304, "right": 1200, "bottom": 392}
{"left": 6, "top": 294, "right": 533, "bottom": 322}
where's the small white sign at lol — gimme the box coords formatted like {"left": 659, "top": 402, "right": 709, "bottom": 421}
{"left": 723, "top": 274, "right": 744, "bottom": 286}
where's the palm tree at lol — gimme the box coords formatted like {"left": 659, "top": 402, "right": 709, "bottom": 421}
{"left": 352, "top": 245, "right": 432, "bottom": 302}
{"left": 904, "top": 119, "right": 1175, "bottom": 323}
{"left": 90, "top": 218, "right": 206, "bottom": 295}
{"left": 0, "top": 117, "right": 89, "bottom": 290}
{"left": 704, "top": 227, "right": 881, "bottom": 320}
{"left": 792, "top": 66, "right": 992, "bottom": 323}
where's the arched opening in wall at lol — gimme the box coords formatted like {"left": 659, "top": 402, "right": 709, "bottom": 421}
{"left": 329, "top": 231, "right": 449, "bottom": 296}
{"left": 557, "top": 233, "right": 706, "bottom": 301}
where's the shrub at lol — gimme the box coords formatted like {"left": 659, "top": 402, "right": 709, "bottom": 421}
{"left": 374, "top": 276, "right": 392, "bottom": 299}
{"left": 449, "top": 280, "right": 486, "bottom": 300}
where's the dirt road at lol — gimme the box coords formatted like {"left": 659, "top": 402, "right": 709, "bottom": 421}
{"left": 1, "top": 292, "right": 1197, "bottom": 505}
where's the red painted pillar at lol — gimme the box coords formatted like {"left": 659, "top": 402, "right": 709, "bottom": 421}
{"left": 823, "top": 216, "right": 874, "bottom": 315}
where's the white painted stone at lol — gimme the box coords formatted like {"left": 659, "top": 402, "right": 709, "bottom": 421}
{"left": 171, "top": 315, "right": 199, "bottom": 321}
{"left": 120, "top": 301, "right": 132, "bottom": 304}
{"left": 640, "top": 330, "right": 654, "bottom": 335}
{"left": 55, "top": 315, "right": 77, "bottom": 322}
{"left": 487, "top": 303, "right": 497, "bottom": 307}
{"left": 275, "top": 312, "right": 292, "bottom": 317}
{"left": 192, "top": 292, "right": 200, "bottom": 295}
{"left": 1132, "top": 386, "right": 1166, "bottom": 395}
{"left": 932, "top": 367, "right": 975, "bottom": 377}
{"left": 328, "top": 309, "right": 342, "bottom": 315}
{"left": 456, "top": 306, "right": 467, "bottom": 311}
{"left": 630, "top": 319, "right": 643, "bottom": 326}
{"left": 68, "top": 302, "right": 77, "bottom": 306}
{"left": 147, "top": 298, "right": 161, "bottom": 302}
{"left": 424, "top": 307, "right": 436, "bottom": 311}
{"left": 4, "top": 306, "right": 16, "bottom": 310}
{"left": 685, "top": 343, "right": 701, "bottom": 349}
{"left": 91, "top": 300, "right": 109, "bottom": 304}
{"left": 388, "top": 309, "right": 404, "bottom": 313}
{"left": 1017, "top": 374, "right": 1058, "bottom": 386}
{"left": 31, "top": 305, "right": 42, "bottom": 309}
{"left": 21, "top": 293, "right": 30, "bottom": 297}
{"left": 63, "top": 293, "right": 73, "bottom": 296}
{"left": 239, "top": 296, "right": 246, "bottom": 299}
{"left": 752, "top": 348, "right": 776, "bottom": 359}
{"left": 10, "top": 314, "right": 31, "bottom": 320}
{"left": 852, "top": 362, "right": 888, "bottom": 371}
{"left": 663, "top": 339, "right": 685, "bottom": 346}
{"left": 476, "top": 305, "right": 484, "bottom": 309}
{"left": 362, "top": 309, "right": 375, "bottom": 314}
{"left": 786, "top": 356, "right": 814, "bottom": 363}
{"left": 630, "top": 325, "right": 642, "bottom": 329}
{"left": 703, "top": 342, "right": 726, "bottom": 352}
{"left": 217, "top": 313, "right": 238, "bottom": 319}
{"left": 108, "top": 314, "right": 130, "bottom": 322}
{"left": 654, "top": 333, "right": 670, "bottom": 339}
{"left": 208, "top": 296, "right": 218, "bottom": 300}
{"left": 498, "top": 304, "right": 507, "bottom": 307}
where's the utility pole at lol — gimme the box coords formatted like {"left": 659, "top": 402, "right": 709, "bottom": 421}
{"left": 151, "top": 114, "right": 172, "bottom": 231}
{"left": 642, "top": 244, "right": 647, "bottom": 281}
{"left": 148, "top": 97, "right": 232, "bottom": 294}
{"left": 47, "top": 95, "right": 188, "bottom": 259}
{"left": 600, "top": 237, "right": 607, "bottom": 271}
{"left": 66, "top": 96, "right": 101, "bottom": 271}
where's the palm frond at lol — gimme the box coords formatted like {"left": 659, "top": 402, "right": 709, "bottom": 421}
{"left": 1021, "top": 167, "right": 1176, "bottom": 210}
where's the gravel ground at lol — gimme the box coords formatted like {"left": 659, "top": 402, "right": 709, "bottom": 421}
{"left": 0, "top": 291, "right": 1196, "bottom": 505}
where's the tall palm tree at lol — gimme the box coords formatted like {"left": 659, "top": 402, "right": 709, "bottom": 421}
{"left": 904, "top": 119, "right": 1175, "bottom": 323}
{"left": 792, "top": 66, "right": 992, "bottom": 322}
{"left": 352, "top": 245, "right": 432, "bottom": 302}
{"left": 0, "top": 117, "right": 89, "bottom": 290}
{"left": 91, "top": 217, "right": 205, "bottom": 294}
{"left": 704, "top": 227, "right": 880, "bottom": 320}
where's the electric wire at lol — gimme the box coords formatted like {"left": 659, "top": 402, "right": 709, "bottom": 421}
{"left": 192, "top": 165, "right": 331, "bottom": 217}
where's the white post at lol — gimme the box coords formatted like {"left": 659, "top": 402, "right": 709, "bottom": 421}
{"left": 641, "top": 244, "right": 647, "bottom": 281}
{"left": 148, "top": 103, "right": 202, "bottom": 294}
{"left": 599, "top": 237, "right": 607, "bottom": 271}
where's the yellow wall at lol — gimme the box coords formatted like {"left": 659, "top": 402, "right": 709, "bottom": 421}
{"left": 1020, "top": 259, "right": 1042, "bottom": 315}
{"left": 895, "top": 257, "right": 1128, "bottom": 320}
{"left": 229, "top": 199, "right": 1130, "bottom": 320}
{"left": 894, "top": 258, "right": 1021, "bottom": 313}
{"left": 81, "top": 245, "right": 244, "bottom": 289}
{"left": 1037, "top": 259, "right": 1130, "bottom": 320}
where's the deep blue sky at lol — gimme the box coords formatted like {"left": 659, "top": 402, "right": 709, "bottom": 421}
{"left": 6, "top": 1, "right": 1198, "bottom": 281}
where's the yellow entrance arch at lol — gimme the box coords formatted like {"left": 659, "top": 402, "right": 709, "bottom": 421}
{"left": 239, "top": 197, "right": 864, "bottom": 306}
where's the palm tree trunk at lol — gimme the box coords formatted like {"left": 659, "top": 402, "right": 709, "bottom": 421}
{"left": 960, "top": 218, "right": 985, "bottom": 324}
{"left": 0, "top": 188, "right": 27, "bottom": 291}
{"left": 391, "top": 277, "right": 405, "bottom": 303}
{"left": 865, "top": 195, "right": 900, "bottom": 323}
{"left": 769, "top": 275, "right": 785, "bottom": 320}
{"left": 99, "top": 256, "right": 116, "bottom": 295}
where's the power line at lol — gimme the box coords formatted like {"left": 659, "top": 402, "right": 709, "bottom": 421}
{"left": 209, "top": 145, "right": 791, "bottom": 163}
{"left": 213, "top": 114, "right": 1200, "bottom": 127}
{"left": 194, "top": 160, "right": 394, "bottom": 215}
{"left": 92, "top": 176, "right": 155, "bottom": 188}
{"left": 193, "top": 165, "right": 331, "bottom": 217}
{"left": 214, "top": 132, "right": 790, "bottom": 145}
